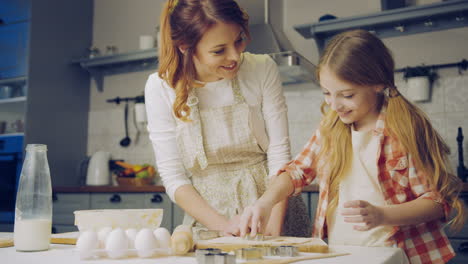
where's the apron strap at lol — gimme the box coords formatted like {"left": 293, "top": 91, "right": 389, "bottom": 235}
{"left": 187, "top": 91, "right": 208, "bottom": 170}
{"left": 232, "top": 77, "right": 245, "bottom": 104}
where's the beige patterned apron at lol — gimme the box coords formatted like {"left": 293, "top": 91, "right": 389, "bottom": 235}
{"left": 175, "top": 77, "right": 310, "bottom": 238}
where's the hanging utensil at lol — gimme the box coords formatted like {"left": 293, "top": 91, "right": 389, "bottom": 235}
{"left": 120, "top": 102, "right": 131, "bottom": 147}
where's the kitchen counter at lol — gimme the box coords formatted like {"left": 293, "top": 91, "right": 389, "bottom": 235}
{"left": 53, "top": 183, "right": 468, "bottom": 193}
{"left": 0, "top": 233, "right": 409, "bottom": 264}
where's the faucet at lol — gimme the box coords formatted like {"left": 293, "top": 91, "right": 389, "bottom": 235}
{"left": 457, "top": 127, "right": 468, "bottom": 182}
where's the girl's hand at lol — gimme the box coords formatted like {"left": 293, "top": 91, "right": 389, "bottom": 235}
{"left": 239, "top": 201, "right": 274, "bottom": 237}
{"left": 221, "top": 215, "right": 241, "bottom": 237}
{"left": 342, "top": 200, "right": 384, "bottom": 231}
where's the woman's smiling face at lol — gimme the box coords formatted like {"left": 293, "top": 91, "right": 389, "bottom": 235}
{"left": 319, "top": 66, "right": 384, "bottom": 131}
{"left": 191, "top": 22, "right": 247, "bottom": 82}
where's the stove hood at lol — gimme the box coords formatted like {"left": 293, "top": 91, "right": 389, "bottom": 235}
{"left": 244, "top": 0, "right": 317, "bottom": 85}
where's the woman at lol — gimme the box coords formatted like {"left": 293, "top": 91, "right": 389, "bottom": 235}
{"left": 145, "top": 0, "right": 310, "bottom": 237}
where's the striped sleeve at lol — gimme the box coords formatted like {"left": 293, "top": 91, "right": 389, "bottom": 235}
{"left": 277, "top": 129, "right": 321, "bottom": 196}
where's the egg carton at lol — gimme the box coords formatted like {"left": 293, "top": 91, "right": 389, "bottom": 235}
{"left": 76, "top": 227, "right": 173, "bottom": 260}
{"left": 75, "top": 247, "right": 173, "bottom": 260}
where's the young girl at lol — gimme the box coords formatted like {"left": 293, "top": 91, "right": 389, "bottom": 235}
{"left": 239, "top": 29, "right": 466, "bottom": 263}
{"left": 145, "top": 0, "right": 309, "bottom": 238}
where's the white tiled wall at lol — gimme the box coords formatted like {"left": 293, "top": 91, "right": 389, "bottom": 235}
{"left": 88, "top": 71, "right": 468, "bottom": 176}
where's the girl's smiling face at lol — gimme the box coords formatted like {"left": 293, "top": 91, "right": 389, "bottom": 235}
{"left": 319, "top": 66, "right": 384, "bottom": 131}
{"left": 191, "top": 22, "right": 247, "bottom": 83}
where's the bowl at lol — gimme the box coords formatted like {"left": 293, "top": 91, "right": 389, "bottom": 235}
{"left": 74, "top": 209, "right": 163, "bottom": 231}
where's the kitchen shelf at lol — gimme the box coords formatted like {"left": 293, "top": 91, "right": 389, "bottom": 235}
{"left": 294, "top": 0, "right": 468, "bottom": 54}
{"left": 0, "top": 76, "right": 27, "bottom": 86}
{"left": 72, "top": 48, "right": 159, "bottom": 91}
{"left": 0, "top": 96, "right": 26, "bottom": 105}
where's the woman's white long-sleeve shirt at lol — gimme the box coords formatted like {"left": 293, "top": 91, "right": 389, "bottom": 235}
{"left": 145, "top": 52, "right": 291, "bottom": 202}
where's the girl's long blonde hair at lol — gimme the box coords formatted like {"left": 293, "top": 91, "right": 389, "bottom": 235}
{"left": 317, "top": 29, "right": 466, "bottom": 230}
{"left": 158, "top": 0, "right": 249, "bottom": 121}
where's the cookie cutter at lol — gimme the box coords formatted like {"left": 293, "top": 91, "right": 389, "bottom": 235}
{"left": 275, "top": 245, "right": 298, "bottom": 257}
{"left": 213, "top": 252, "right": 236, "bottom": 264}
{"left": 251, "top": 245, "right": 277, "bottom": 256}
{"left": 196, "top": 248, "right": 221, "bottom": 263}
{"left": 236, "top": 248, "right": 263, "bottom": 261}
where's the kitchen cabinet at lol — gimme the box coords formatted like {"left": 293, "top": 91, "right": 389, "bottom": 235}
{"left": 0, "top": 223, "right": 14, "bottom": 232}
{"left": 448, "top": 238, "right": 468, "bottom": 263}
{"left": 309, "top": 192, "right": 319, "bottom": 224}
{"left": 2, "top": 0, "right": 93, "bottom": 192}
{"left": 0, "top": 22, "right": 28, "bottom": 80}
{"left": 0, "top": 0, "right": 30, "bottom": 25}
{"left": 144, "top": 193, "right": 173, "bottom": 231}
{"left": 51, "top": 192, "right": 177, "bottom": 233}
{"left": 295, "top": 0, "right": 468, "bottom": 54}
{"left": 301, "top": 193, "right": 311, "bottom": 219}
{"left": 172, "top": 203, "right": 185, "bottom": 229}
{"left": 90, "top": 193, "right": 144, "bottom": 210}
{"left": 446, "top": 193, "right": 468, "bottom": 263}
{"left": 53, "top": 193, "right": 90, "bottom": 225}
{"left": 52, "top": 193, "right": 90, "bottom": 233}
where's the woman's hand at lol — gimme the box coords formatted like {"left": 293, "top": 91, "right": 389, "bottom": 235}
{"left": 239, "top": 200, "right": 274, "bottom": 237}
{"left": 342, "top": 200, "right": 384, "bottom": 231}
{"left": 221, "top": 215, "right": 241, "bottom": 237}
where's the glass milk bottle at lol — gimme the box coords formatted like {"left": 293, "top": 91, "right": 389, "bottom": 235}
{"left": 14, "top": 144, "right": 52, "bottom": 251}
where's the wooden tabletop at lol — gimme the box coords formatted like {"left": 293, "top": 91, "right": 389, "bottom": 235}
{"left": 53, "top": 183, "right": 468, "bottom": 193}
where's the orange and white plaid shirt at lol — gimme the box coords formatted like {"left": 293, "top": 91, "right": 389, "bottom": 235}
{"left": 279, "top": 100, "right": 455, "bottom": 264}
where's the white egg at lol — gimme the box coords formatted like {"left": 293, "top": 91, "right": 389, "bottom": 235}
{"left": 105, "top": 228, "right": 128, "bottom": 259}
{"left": 135, "top": 228, "right": 158, "bottom": 258}
{"left": 125, "top": 228, "right": 138, "bottom": 249}
{"left": 153, "top": 227, "right": 171, "bottom": 249}
{"left": 76, "top": 230, "right": 98, "bottom": 259}
{"left": 97, "top": 226, "right": 112, "bottom": 248}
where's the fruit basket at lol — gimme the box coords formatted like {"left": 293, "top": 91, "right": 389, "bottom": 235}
{"left": 113, "top": 161, "right": 157, "bottom": 186}
{"left": 116, "top": 174, "right": 155, "bottom": 186}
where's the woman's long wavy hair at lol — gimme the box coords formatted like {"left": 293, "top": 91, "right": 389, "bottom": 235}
{"left": 317, "top": 29, "right": 466, "bottom": 230}
{"left": 158, "top": 0, "right": 249, "bottom": 121}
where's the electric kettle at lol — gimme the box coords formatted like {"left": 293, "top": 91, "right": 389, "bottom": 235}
{"left": 86, "top": 151, "right": 111, "bottom": 186}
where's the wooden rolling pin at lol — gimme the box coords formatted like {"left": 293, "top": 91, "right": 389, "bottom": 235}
{"left": 0, "top": 237, "right": 77, "bottom": 248}
{"left": 171, "top": 225, "right": 194, "bottom": 255}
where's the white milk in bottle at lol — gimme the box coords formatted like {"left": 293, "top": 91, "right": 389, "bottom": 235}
{"left": 14, "top": 144, "right": 52, "bottom": 251}
{"left": 14, "top": 219, "right": 52, "bottom": 251}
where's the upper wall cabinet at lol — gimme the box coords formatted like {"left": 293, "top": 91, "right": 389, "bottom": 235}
{"left": 0, "top": 22, "right": 29, "bottom": 80}
{"left": 0, "top": 0, "right": 30, "bottom": 25}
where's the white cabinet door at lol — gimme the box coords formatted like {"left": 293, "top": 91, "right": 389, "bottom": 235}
{"left": 53, "top": 224, "right": 78, "bottom": 234}
{"left": 172, "top": 203, "right": 185, "bottom": 230}
{"left": 53, "top": 193, "right": 90, "bottom": 225}
{"left": 143, "top": 193, "right": 173, "bottom": 232}
{"left": 90, "top": 193, "right": 144, "bottom": 210}
{"left": 0, "top": 223, "right": 14, "bottom": 232}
